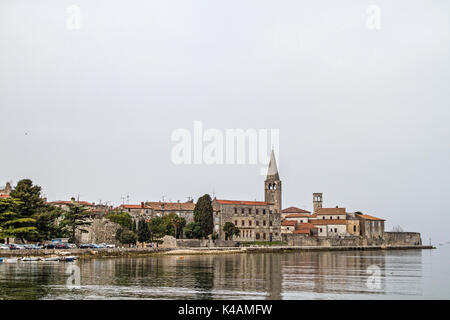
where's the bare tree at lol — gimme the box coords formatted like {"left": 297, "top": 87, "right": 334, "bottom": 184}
{"left": 391, "top": 225, "right": 404, "bottom": 232}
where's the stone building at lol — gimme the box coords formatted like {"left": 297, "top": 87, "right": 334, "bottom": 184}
{"left": 0, "top": 182, "right": 12, "bottom": 198}
{"left": 281, "top": 206, "right": 310, "bottom": 220}
{"left": 212, "top": 150, "right": 282, "bottom": 242}
{"left": 311, "top": 219, "right": 348, "bottom": 237}
{"left": 144, "top": 200, "right": 195, "bottom": 224}
{"left": 354, "top": 213, "right": 385, "bottom": 238}
{"left": 119, "top": 203, "right": 153, "bottom": 221}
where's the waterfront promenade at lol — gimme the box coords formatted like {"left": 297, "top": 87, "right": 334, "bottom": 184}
{"left": 0, "top": 244, "right": 434, "bottom": 259}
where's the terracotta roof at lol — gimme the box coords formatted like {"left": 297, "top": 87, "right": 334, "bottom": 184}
{"left": 145, "top": 201, "right": 195, "bottom": 211}
{"left": 215, "top": 199, "right": 272, "bottom": 206}
{"left": 294, "top": 223, "right": 317, "bottom": 234}
{"left": 285, "top": 213, "right": 311, "bottom": 218}
{"left": 356, "top": 214, "right": 385, "bottom": 221}
{"left": 281, "top": 220, "right": 297, "bottom": 226}
{"left": 120, "top": 204, "right": 148, "bottom": 209}
{"left": 0, "top": 194, "right": 10, "bottom": 199}
{"left": 50, "top": 200, "right": 94, "bottom": 206}
{"left": 311, "top": 219, "right": 348, "bottom": 225}
{"left": 316, "top": 208, "right": 346, "bottom": 215}
{"left": 282, "top": 206, "right": 311, "bottom": 214}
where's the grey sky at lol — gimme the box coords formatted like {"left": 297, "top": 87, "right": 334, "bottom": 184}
{"left": 1, "top": 0, "right": 449, "bottom": 244}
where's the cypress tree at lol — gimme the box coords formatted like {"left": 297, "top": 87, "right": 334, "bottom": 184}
{"left": 193, "top": 194, "right": 214, "bottom": 237}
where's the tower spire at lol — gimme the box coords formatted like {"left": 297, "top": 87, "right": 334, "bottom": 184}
{"left": 266, "top": 149, "right": 279, "bottom": 180}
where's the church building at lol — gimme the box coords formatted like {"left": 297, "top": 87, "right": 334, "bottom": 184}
{"left": 212, "top": 150, "right": 282, "bottom": 242}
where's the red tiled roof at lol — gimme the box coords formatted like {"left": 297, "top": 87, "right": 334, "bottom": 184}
{"left": 282, "top": 206, "right": 311, "bottom": 214}
{"left": 120, "top": 204, "right": 148, "bottom": 209}
{"left": 311, "top": 219, "right": 348, "bottom": 225}
{"left": 357, "top": 214, "right": 385, "bottom": 221}
{"left": 215, "top": 199, "right": 272, "bottom": 206}
{"left": 316, "top": 208, "right": 346, "bottom": 215}
{"left": 145, "top": 201, "right": 195, "bottom": 211}
{"left": 0, "top": 194, "right": 10, "bottom": 199}
{"left": 285, "top": 213, "right": 311, "bottom": 218}
{"left": 281, "top": 220, "right": 297, "bottom": 226}
{"left": 50, "top": 200, "right": 94, "bottom": 206}
{"left": 294, "top": 223, "right": 317, "bottom": 234}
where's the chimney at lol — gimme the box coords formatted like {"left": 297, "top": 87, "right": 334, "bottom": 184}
{"left": 71, "top": 197, "right": 76, "bottom": 202}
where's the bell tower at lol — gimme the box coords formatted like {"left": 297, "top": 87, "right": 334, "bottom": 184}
{"left": 264, "top": 150, "right": 282, "bottom": 213}
{"left": 313, "top": 193, "right": 323, "bottom": 213}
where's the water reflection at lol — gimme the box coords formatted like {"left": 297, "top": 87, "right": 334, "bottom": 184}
{"left": 0, "top": 250, "right": 427, "bottom": 300}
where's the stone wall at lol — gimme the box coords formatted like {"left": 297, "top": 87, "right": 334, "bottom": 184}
{"left": 76, "top": 218, "right": 121, "bottom": 244}
{"left": 159, "top": 235, "right": 238, "bottom": 248}
{"left": 384, "top": 232, "right": 422, "bottom": 246}
{"left": 283, "top": 232, "right": 422, "bottom": 247}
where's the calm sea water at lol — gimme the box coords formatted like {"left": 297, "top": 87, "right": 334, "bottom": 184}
{"left": 1, "top": 246, "right": 449, "bottom": 300}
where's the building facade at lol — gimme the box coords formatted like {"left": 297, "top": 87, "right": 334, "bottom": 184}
{"left": 212, "top": 150, "right": 282, "bottom": 242}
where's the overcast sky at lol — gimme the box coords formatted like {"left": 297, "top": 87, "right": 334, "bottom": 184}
{"left": 1, "top": 0, "right": 449, "bottom": 243}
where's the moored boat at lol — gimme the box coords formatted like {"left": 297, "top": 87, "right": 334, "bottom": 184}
{"left": 4, "top": 258, "right": 18, "bottom": 263}
{"left": 41, "top": 256, "right": 59, "bottom": 262}
{"left": 60, "top": 255, "right": 77, "bottom": 262}
{"left": 21, "top": 257, "right": 40, "bottom": 262}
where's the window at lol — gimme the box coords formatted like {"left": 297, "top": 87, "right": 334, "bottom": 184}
{"left": 322, "top": 216, "right": 325, "bottom": 220}
{"left": 234, "top": 208, "right": 237, "bottom": 214}
{"left": 334, "top": 228, "right": 337, "bottom": 232}
{"left": 269, "top": 210, "right": 272, "bottom": 214}
{"left": 330, "top": 216, "right": 332, "bottom": 219}
{"left": 241, "top": 208, "right": 244, "bottom": 214}
{"left": 249, "top": 208, "right": 252, "bottom": 214}
{"left": 249, "top": 220, "right": 252, "bottom": 226}
{"left": 269, "top": 221, "right": 273, "bottom": 226}
{"left": 353, "top": 225, "right": 357, "bottom": 232}
{"left": 256, "top": 221, "right": 259, "bottom": 226}
{"left": 256, "top": 209, "right": 259, "bottom": 214}
{"left": 263, "top": 233, "right": 266, "bottom": 240}
{"left": 234, "top": 220, "right": 238, "bottom": 226}
{"left": 256, "top": 233, "right": 260, "bottom": 240}
{"left": 241, "top": 220, "right": 245, "bottom": 226}
{"left": 263, "top": 209, "right": 266, "bottom": 215}
{"left": 319, "top": 228, "right": 323, "bottom": 232}
{"left": 263, "top": 220, "right": 266, "bottom": 226}
{"left": 337, "top": 216, "right": 340, "bottom": 219}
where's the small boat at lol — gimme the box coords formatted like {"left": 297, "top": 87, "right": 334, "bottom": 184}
{"left": 61, "top": 256, "right": 77, "bottom": 262}
{"left": 4, "top": 258, "right": 18, "bottom": 263}
{"left": 0, "top": 257, "right": 6, "bottom": 263}
{"left": 21, "top": 257, "right": 40, "bottom": 262}
{"left": 41, "top": 256, "right": 59, "bottom": 262}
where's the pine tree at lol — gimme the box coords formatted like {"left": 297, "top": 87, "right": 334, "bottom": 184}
{"left": 59, "top": 204, "right": 92, "bottom": 245}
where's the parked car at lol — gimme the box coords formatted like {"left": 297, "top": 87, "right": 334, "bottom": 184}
{"left": 55, "top": 243, "right": 69, "bottom": 249}
{"left": 104, "top": 244, "right": 115, "bottom": 248}
{"left": 68, "top": 243, "right": 77, "bottom": 249}
{"left": 79, "top": 244, "right": 93, "bottom": 249}
{"left": 43, "top": 243, "right": 56, "bottom": 249}
{"left": 8, "top": 244, "right": 25, "bottom": 250}
{"left": 0, "top": 244, "right": 10, "bottom": 250}
{"left": 24, "top": 244, "right": 42, "bottom": 250}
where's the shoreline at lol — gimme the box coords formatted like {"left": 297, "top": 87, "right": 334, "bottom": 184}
{"left": 0, "top": 245, "right": 435, "bottom": 259}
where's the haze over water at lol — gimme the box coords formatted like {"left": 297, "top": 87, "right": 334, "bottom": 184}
{"left": 1, "top": 247, "right": 449, "bottom": 300}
